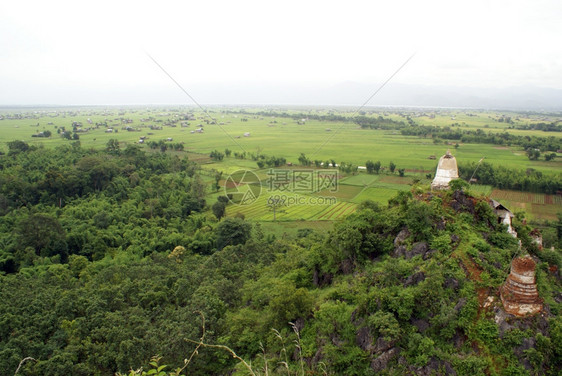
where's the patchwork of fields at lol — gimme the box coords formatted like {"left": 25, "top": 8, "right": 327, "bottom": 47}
{"left": 219, "top": 163, "right": 562, "bottom": 222}
{"left": 1, "top": 108, "right": 560, "bottom": 173}
{"left": 489, "top": 189, "right": 562, "bottom": 220}
{"left": 1, "top": 107, "right": 560, "bottom": 224}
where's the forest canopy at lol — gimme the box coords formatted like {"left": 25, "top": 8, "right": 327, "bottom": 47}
{"left": 0, "top": 142, "right": 560, "bottom": 375}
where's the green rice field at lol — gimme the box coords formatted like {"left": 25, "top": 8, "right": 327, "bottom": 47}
{"left": 1, "top": 106, "right": 560, "bottom": 223}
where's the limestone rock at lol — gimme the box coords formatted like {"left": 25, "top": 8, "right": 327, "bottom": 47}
{"left": 394, "top": 228, "right": 410, "bottom": 246}
{"left": 370, "top": 348, "right": 400, "bottom": 372}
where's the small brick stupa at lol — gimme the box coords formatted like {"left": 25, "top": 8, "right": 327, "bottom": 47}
{"left": 500, "top": 255, "right": 542, "bottom": 316}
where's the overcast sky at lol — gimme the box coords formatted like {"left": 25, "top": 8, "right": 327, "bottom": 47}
{"left": 1, "top": 0, "right": 561, "bottom": 105}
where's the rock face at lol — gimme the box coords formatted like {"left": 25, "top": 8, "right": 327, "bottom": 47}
{"left": 431, "top": 150, "right": 458, "bottom": 190}
{"left": 500, "top": 256, "right": 542, "bottom": 316}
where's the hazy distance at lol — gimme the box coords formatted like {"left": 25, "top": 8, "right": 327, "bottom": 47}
{"left": 1, "top": 0, "right": 561, "bottom": 109}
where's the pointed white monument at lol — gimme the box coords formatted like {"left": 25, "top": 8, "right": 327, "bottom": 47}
{"left": 431, "top": 150, "right": 459, "bottom": 190}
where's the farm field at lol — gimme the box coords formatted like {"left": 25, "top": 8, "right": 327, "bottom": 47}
{"left": 1, "top": 107, "right": 560, "bottom": 174}
{"left": 258, "top": 220, "right": 334, "bottom": 238}
{"left": 224, "top": 191, "right": 351, "bottom": 222}
{"left": 468, "top": 184, "right": 494, "bottom": 196}
{"left": 489, "top": 189, "right": 562, "bottom": 220}
{"left": 350, "top": 185, "right": 410, "bottom": 204}
{"left": 339, "top": 174, "right": 381, "bottom": 186}
{"left": 1, "top": 106, "right": 560, "bottom": 224}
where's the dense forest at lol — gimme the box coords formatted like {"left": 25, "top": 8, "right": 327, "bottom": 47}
{"left": 0, "top": 143, "right": 561, "bottom": 375}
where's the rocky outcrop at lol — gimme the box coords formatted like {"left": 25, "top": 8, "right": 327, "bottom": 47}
{"left": 529, "top": 228, "right": 543, "bottom": 250}
{"left": 371, "top": 348, "right": 400, "bottom": 373}
{"left": 450, "top": 190, "right": 475, "bottom": 214}
{"left": 404, "top": 271, "right": 426, "bottom": 287}
{"left": 394, "top": 228, "right": 410, "bottom": 247}
{"left": 393, "top": 241, "right": 433, "bottom": 260}
{"left": 500, "top": 255, "right": 542, "bottom": 316}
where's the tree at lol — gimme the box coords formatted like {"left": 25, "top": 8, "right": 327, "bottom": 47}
{"left": 398, "top": 168, "right": 405, "bottom": 177}
{"left": 217, "top": 195, "right": 230, "bottom": 204}
{"left": 7, "top": 140, "right": 30, "bottom": 155}
{"left": 374, "top": 161, "right": 381, "bottom": 174}
{"left": 449, "top": 178, "right": 469, "bottom": 192}
{"left": 214, "top": 171, "right": 223, "bottom": 192}
{"left": 106, "top": 139, "right": 120, "bottom": 154}
{"left": 225, "top": 148, "right": 232, "bottom": 157}
{"left": 216, "top": 218, "right": 251, "bottom": 250}
{"left": 365, "top": 160, "right": 375, "bottom": 174}
{"left": 16, "top": 213, "right": 67, "bottom": 258}
{"left": 526, "top": 148, "right": 540, "bottom": 160}
{"left": 298, "top": 153, "right": 309, "bottom": 166}
{"left": 210, "top": 150, "right": 224, "bottom": 161}
{"left": 545, "top": 153, "right": 556, "bottom": 161}
{"left": 389, "top": 161, "right": 396, "bottom": 173}
{"left": 212, "top": 201, "right": 226, "bottom": 221}
{"left": 267, "top": 196, "right": 286, "bottom": 221}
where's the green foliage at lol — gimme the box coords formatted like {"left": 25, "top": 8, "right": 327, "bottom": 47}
{"left": 452, "top": 355, "right": 489, "bottom": 376}
{"left": 0, "top": 145, "right": 559, "bottom": 375}
{"left": 106, "top": 139, "right": 120, "bottom": 154}
{"left": 16, "top": 213, "right": 67, "bottom": 258}
{"left": 7, "top": 140, "right": 32, "bottom": 155}
{"left": 268, "top": 282, "right": 313, "bottom": 328}
{"left": 367, "top": 311, "right": 401, "bottom": 341}
{"left": 406, "top": 333, "right": 435, "bottom": 366}
{"left": 210, "top": 150, "right": 224, "bottom": 161}
{"left": 458, "top": 161, "right": 561, "bottom": 194}
{"left": 473, "top": 319, "right": 499, "bottom": 350}
{"left": 404, "top": 201, "right": 436, "bottom": 241}
{"left": 327, "top": 208, "right": 396, "bottom": 269}
{"left": 449, "top": 178, "right": 469, "bottom": 192}
{"left": 431, "top": 233, "right": 452, "bottom": 253}
{"left": 303, "top": 300, "right": 368, "bottom": 374}
{"left": 216, "top": 218, "right": 251, "bottom": 250}
{"left": 212, "top": 201, "right": 226, "bottom": 220}
{"left": 550, "top": 316, "right": 562, "bottom": 364}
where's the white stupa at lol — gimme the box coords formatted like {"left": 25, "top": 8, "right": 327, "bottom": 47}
{"left": 431, "top": 150, "right": 458, "bottom": 190}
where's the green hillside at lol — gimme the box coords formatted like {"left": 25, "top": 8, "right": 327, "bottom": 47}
{"left": 0, "top": 144, "right": 560, "bottom": 375}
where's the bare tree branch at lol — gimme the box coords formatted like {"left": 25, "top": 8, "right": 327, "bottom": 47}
{"left": 14, "top": 357, "right": 37, "bottom": 375}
